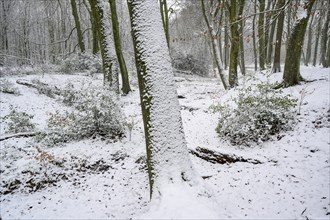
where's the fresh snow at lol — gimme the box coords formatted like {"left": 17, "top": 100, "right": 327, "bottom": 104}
{"left": 0, "top": 66, "right": 329, "bottom": 219}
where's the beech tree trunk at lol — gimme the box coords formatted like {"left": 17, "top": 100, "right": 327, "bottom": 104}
{"left": 238, "top": 0, "right": 246, "bottom": 76}
{"left": 312, "top": 14, "right": 322, "bottom": 66}
{"left": 228, "top": 0, "right": 239, "bottom": 87}
{"left": 201, "top": 0, "right": 228, "bottom": 90}
{"left": 70, "top": 0, "right": 85, "bottom": 53}
{"left": 258, "top": 0, "right": 266, "bottom": 70}
{"left": 127, "top": 0, "right": 200, "bottom": 198}
{"left": 109, "top": 0, "right": 131, "bottom": 94}
{"left": 252, "top": 0, "right": 258, "bottom": 71}
{"left": 89, "top": 0, "right": 119, "bottom": 93}
{"left": 272, "top": 0, "right": 285, "bottom": 73}
{"left": 320, "top": 1, "right": 330, "bottom": 67}
{"left": 160, "top": 0, "right": 170, "bottom": 48}
{"left": 283, "top": 0, "right": 316, "bottom": 87}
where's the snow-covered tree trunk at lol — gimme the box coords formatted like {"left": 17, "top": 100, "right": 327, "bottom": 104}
{"left": 89, "top": 0, "right": 119, "bottom": 93}
{"left": 127, "top": 0, "right": 201, "bottom": 199}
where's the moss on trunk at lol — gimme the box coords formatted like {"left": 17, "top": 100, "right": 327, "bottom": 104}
{"left": 283, "top": 0, "right": 316, "bottom": 87}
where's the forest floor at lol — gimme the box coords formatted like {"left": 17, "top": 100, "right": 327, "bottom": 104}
{"left": 0, "top": 66, "right": 329, "bottom": 219}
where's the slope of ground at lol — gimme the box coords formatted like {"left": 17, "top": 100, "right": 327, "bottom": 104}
{"left": 0, "top": 66, "right": 329, "bottom": 219}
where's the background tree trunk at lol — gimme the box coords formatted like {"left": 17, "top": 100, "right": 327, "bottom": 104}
{"left": 160, "top": 0, "right": 170, "bottom": 48}
{"left": 320, "top": 0, "right": 329, "bottom": 67}
{"left": 89, "top": 0, "right": 119, "bottom": 93}
{"left": 312, "top": 13, "right": 322, "bottom": 66}
{"left": 272, "top": 0, "right": 285, "bottom": 73}
{"left": 283, "top": 0, "right": 315, "bottom": 87}
{"left": 109, "top": 0, "right": 131, "bottom": 94}
{"left": 258, "top": 0, "right": 266, "bottom": 70}
{"left": 70, "top": 0, "right": 85, "bottom": 53}
{"left": 252, "top": 0, "right": 258, "bottom": 71}
{"left": 228, "top": 0, "right": 239, "bottom": 87}
{"left": 238, "top": 0, "right": 246, "bottom": 76}
{"left": 304, "top": 11, "right": 315, "bottom": 66}
{"left": 201, "top": 0, "right": 228, "bottom": 90}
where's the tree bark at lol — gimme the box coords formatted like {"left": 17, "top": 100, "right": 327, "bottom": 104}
{"left": 283, "top": 0, "right": 316, "bottom": 87}
{"left": 305, "top": 14, "right": 315, "bottom": 66}
{"left": 312, "top": 13, "right": 322, "bottom": 66}
{"left": 258, "top": 0, "right": 266, "bottom": 70}
{"left": 70, "top": 0, "right": 85, "bottom": 52}
{"left": 238, "top": 0, "right": 246, "bottom": 76}
{"left": 89, "top": 0, "right": 119, "bottom": 93}
{"left": 272, "top": 0, "right": 285, "bottom": 73}
{"left": 228, "top": 0, "right": 239, "bottom": 87}
{"left": 160, "top": 0, "right": 170, "bottom": 48}
{"left": 252, "top": 0, "right": 258, "bottom": 71}
{"left": 201, "top": 0, "right": 228, "bottom": 90}
{"left": 320, "top": 0, "right": 329, "bottom": 67}
{"left": 109, "top": 0, "right": 131, "bottom": 94}
{"left": 127, "top": 0, "right": 200, "bottom": 198}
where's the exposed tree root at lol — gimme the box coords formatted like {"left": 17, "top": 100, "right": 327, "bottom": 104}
{"left": 189, "top": 147, "right": 262, "bottom": 165}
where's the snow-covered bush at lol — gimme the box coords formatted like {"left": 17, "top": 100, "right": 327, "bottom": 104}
{"left": 172, "top": 53, "right": 208, "bottom": 76}
{"left": 60, "top": 52, "right": 102, "bottom": 74}
{"left": 0, "top": 79, "right": 21, "bottom": 95}
{"left": 215, "top": 83, "right": 298, "bottom": 146}
{"left": 1, "top": 106, "right": 36, "bottom": 133}
{"left": 38, "top": 87, "right": 125, "bottom": 146}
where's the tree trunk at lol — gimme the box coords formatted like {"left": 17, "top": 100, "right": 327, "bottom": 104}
{"left": 252, "top": 0, "right": 258, "bottom": 71}
{"left": 228, "top": 0, "right": 239, "bottom": 87}
{"left": 201, "top": 0, "right": 228, "bottom": 90}
{"left": 238, "top": 0, "right": 246, "bottom": 76}
{"left": 89, "top": 0, "right": 119, "bottom": 93}
{"left": 283, "top": 0, "right": 316, "bottom": 87}
{"left": 320, "top": 0, "right": 329, "bottom": 67}
{"left": 258, "top": 0, "right": 266, "bottom": 70}
{"left": 70, "top": 0, "right": 85, "bottom": 53}
{"left": 127, "top": 0, "right": 200, "bottom": 199}
{"left": 326, "top": 35, "right": 330, "bottom": 68}
{"left": 312, "top": 14, "right": 322, "bottom": 66}
{"left": 305, "top": 14, "right": 314, "bottom": 66}
{"left": 224, "top": 9, "right": 230, "bottom": 70}
{"left": 83, "top": 0, "right": 100, "bottom": 54}
{"left": 266, "top": 1, "right": 277, "bottom": 65}
{"left": 264, "top": 0, "right": 273, "bottom": 60}
{"left": 272, "top": 0, "right": 285, "bottom": 73}
{"left": 159, "top": 0, "right": 170, "bottom": 48}
{"left": 109, "top": 0, "right": 131, "bottom": 94}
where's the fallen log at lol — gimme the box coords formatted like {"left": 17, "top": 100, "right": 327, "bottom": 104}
{"left": 0, "top": 132, "right": 38, "bottom": 141}
{"left": 189, "top": 147, "right": 262, "bottom": 165}
{"left": 16, "top": 79, "right": 61, "bottom": 97}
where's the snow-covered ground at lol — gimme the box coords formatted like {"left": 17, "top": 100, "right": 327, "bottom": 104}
{"left": 0, "top": 66, "right": 329, "bottom": 219}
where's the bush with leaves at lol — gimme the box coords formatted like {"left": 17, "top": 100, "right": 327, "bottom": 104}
{"left": 0, "top": 79, "right": 21, "bottom": 95}
{"left": 1, "top": 106, "right": 36, "bottom": 133}
{"left": 60, "top": 52, "right": 102, "bottom": 74}
{"left": 38, "top": 87, "right": 125, "bottom": 146}
{"left": 214, "top": 83, "right": 298, "bottom": 146}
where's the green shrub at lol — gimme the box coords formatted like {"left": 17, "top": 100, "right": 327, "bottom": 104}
{"left": 60, "top": 52, "right": 102, "bottom": 74}
{"left": 215, "top": 83, "right": 298, "bottom": 146}
{"left": 1, "top": 106, "right": 36, "bottom": 133}
{"left": 38, "top": 87, "right": 125, "bottom": 146}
